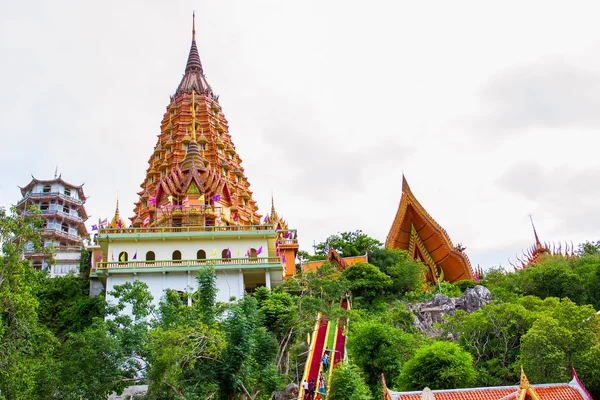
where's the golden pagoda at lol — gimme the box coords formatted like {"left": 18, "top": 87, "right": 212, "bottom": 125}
{"left": 386, "top": 175, "right": 474, "bottom": 283}
{"left": 131, "top": 14, "right": 261, "bottom": 228}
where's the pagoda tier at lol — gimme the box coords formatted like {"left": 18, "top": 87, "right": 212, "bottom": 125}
{"left": 131, "top": 17, "right": 260, "bottom": 228}
{"left": 386, "top": 175, "right": 474, "bottom": 283}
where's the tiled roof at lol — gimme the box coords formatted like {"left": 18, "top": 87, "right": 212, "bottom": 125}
{"left": 388, "top": 381, "right": 590, "bottom": 400}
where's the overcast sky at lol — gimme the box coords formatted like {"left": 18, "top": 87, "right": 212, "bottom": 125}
{"left": 1, "top": 0, "right": 599, "bottom": 270}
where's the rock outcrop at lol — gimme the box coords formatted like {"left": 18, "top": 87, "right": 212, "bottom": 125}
{"left": 409, "top": 285, "right": 492, "bottom": 337}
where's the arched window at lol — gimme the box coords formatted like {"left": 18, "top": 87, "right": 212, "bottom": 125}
{"left": 172, "top": 250, "right": 182, "bottom": 263}
{"left": 146, "top": 251, "right": 155, "bottom": 262}
{"left": 222, "top": 249, "right": 231, "bottom": 259}
{"left": 250, "top": 248, "right": 257, "bottom": 259}
{"left": 118, "top": 251, "right": 128, "bottom": 263}
{"left": 197, "top": 250, "right": 206, "bottom": 260}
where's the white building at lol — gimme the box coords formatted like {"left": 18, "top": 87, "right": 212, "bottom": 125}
{"left": 16, "top": 175, "right": 89, "bottom": 277}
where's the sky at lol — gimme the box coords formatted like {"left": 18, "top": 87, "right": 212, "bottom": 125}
{"left": 1, "top": 0, "right": 600, "bottom": 270}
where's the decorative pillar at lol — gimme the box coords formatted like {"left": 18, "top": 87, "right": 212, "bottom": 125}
{"left": 265, "top": 270, "right": 271, "bottom": 290}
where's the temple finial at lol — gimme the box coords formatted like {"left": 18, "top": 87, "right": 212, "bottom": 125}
{"left": 192, "top": 11, "right": 196, "bottom": 41}
{"left": 529, "top": 214, "right": 542, "bottom": 247}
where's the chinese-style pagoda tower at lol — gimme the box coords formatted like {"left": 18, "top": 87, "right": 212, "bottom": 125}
{"left": 386, "top": 175, "right": 474, "bottom": 283}
{"left": 15, "top": 175, "right": 89, "bottom": 277}
{"left": 131, "top": 14, "right": 260, "bottom": 228}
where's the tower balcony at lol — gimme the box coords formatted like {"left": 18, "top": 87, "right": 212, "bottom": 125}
{"left": 98, "top": 223, "right": 277, "bottom": 239}
{"left": 276, "top": 229, "right": 299, "bottom": 249}
{"left": 17, "top": 192, "right": 84, "bottom": 207}
{"left": 92, "top": 256, "right": 283, "bottom": 276}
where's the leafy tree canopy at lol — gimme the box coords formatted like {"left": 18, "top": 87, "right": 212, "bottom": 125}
{"left": 397, "top": 341, "right": 476, "bottom": 391}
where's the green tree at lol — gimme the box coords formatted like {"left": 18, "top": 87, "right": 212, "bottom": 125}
{"left": 520, "top": 257, "right": 586, "bottom": 304}
{"left": 0, "top": 206, "right": 56, "bottom": 399}
{"left": 443, "top": 301, "right": 534, "bottom": 386}
{"left": 328, "top": 363, "right": 372, "bottom": 400}
{"left": 577, "top": 240, "right": 600, "bottom": 256}
{"left": 342, "top": 262, "right": 391, "bottom": 304}
{"left": 519, "top": 297, "right": 600, "bottom": 386}
{"left": 347, "top": 320, "right": 416, "bottom": 391}
{"left": 397, "top": 341, "right": 475, "bottom": 390}
{"left": 368, "top": 248, "right": 425, "bottom": 295}
{"left": 314, "top": 230, "right": 382, "bottom": 258}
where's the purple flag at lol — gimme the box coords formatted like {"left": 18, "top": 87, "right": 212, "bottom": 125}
{"left": 132, "top": 252, "right": 137, "bottom": 260}
{"left": 285, "top": 232, "right": 292, "bottom": 239}
{"left": 226, "top": 248, "right": 231, "bottom": 258}
{"left": 233, "top": 214, "right": 238, "bottom": 222}
{"left": 256, "top": 246, "right": 263, "bottom": 255}
{"left": 263, "top": 215, "right": 269, "bottom": 223}
{"left": 276, "top": 248, "right": 280, "bottom": 256}
{"left": 97, "top": 254, "right": 102, "bottom": 262}
{"left": 212, "top": 194, "right": 221, "bottom": 201}
{"left": 117, "top": 220, "right": 122, "bottom": 228}
{"left": 91, "top": 224, "right": 98, "bottom": 231}
{"left": 275, "top": 241, "right": 279, "bottom": 248}
{"left": 148, "top": 196, "right": 157, "bottom": 205}
{"left": 282, "top": 254, "right": 287, "bottom": 263}
{"left": 100, "top": 218, "right": 108, "bottom": 227}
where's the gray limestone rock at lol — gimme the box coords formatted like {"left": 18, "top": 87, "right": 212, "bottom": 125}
{"left": 409, "top": 285, "right": 492, "bottom": 338}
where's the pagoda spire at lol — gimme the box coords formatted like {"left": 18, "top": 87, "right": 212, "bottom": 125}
{"left": 185, "top": 12, "right": 203, "bottom": 74}
{"left": 529, "top": 214, "right": 542, "bottom": 248}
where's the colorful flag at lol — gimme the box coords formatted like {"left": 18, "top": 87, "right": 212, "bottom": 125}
{"left": 100, "top": 218, "right": 108, "bottom": 227}
{"left": 119, "top": 253, "right": 125, "bottom": 262}
{"left": 149, "top": 196, "right": 157, "bottom": 205}
{"left": 210, "top": 248, "right": 217, "bottom": 257}
{"left": 91, "top": 224, "right": 98, "bottom": 231}
{"left": 96, "top": 254, "right": 102, "bottom": 262}
{"left": 233, "top": 214, "right": 238, "bottom": 222}
{"left": 183, "top": 196, "right": 189, "bottom": 206}
{"left": 285, "top": 231, "right": 292, "bottom": 239}
{"left": 236, "top": 249, "right": 240, "bottom": 258}
{"left": 143, "top": 216, "right": 150, "bottom": 226}
{"left": 212, "top": 194, "right": 220, "bottom": 201}
{"left": 263, "top": 215, "right": 269, "bottom": 223}
{"left": 245, "top": 249, "right": 249, "bottom": 257}
{"left": 199, "top": 194, "right": 205, "bottom": 203}
{"left": 276, "top": 248, "right": 280, "bottom": 256}
{"left": 111, "top": 253, "right": 114, "bottom": 261}
{"left": 282, "top": 254, "right": 287, "bottom": 264}
{"left": 256, "top": 246, "right": 263, "bottom": 255}
{"left": 168, "top": 195, "right": 173, "bottom": 204}
{"left": 132, "top": 252, "right": 137, "bottom": 260}
{"left": 117, "top": 220, "right": 122, "bottom": 228}
{"left": 225, "top": 248, "right": 231, "bottom": 258}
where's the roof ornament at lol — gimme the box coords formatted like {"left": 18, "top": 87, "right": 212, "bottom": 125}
{"left": 54, "top": 166, "right": 58, "bottom": 179}
{"left": 192, "top": 11, "right": 196, "bottom": 41}
{"left": 529, "top": 214, "right": 542, "bottom": 248}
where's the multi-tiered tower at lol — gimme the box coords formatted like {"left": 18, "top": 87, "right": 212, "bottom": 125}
{"left": 93, "top": 17, "right": 298, "bottom": 308}
{"left": 16, "top": 175, "right": 89, "bottom": 277}
{"left": 130, "top": 16, "right": 260, "bottom": 228}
